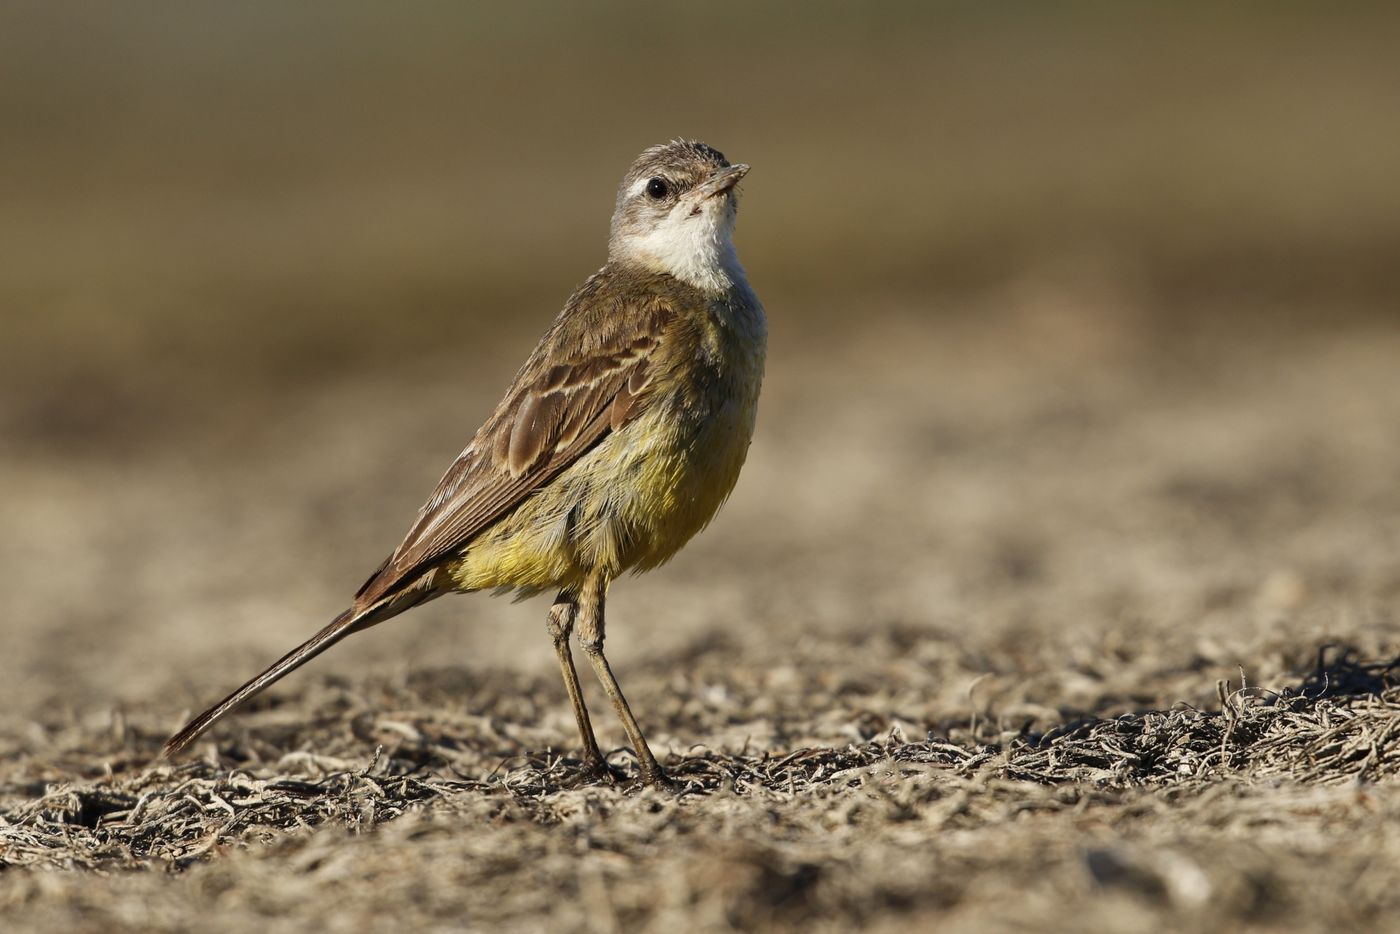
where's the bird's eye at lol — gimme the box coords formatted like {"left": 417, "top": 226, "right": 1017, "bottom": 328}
{"left": 645, "top": 177, "right": 669, "bottom": 200}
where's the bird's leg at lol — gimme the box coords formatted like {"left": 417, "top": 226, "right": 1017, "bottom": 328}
{"left": 546, "top": 593, "right": 613, "bottom": 781}
{"left": 576, "top": 576, "right": 671, "bottom": 788}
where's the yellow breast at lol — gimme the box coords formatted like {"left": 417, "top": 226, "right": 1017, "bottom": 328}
{"left": 446, "top": 295, "right": 766, "bottom": 597}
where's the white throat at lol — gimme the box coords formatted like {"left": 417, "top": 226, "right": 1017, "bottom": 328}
{"left": 620, "top": 206, "right": 746, "bottom": 294}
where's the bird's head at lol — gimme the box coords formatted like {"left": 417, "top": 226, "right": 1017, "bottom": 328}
{"left": 608, "top": 139, "right": 749, "bottom": 293}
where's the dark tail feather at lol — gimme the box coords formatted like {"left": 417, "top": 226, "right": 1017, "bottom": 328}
{"left": 163, "top": 607, "right": 370, "bottom": 757}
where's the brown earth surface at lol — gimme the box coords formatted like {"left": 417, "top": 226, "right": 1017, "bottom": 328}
{"left": 5, "top": 298, "right": 1400, "bottom": 932}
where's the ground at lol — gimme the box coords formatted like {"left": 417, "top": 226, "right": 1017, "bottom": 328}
{"left": 5, "top": 297, "right": 1400, "bottom": 932}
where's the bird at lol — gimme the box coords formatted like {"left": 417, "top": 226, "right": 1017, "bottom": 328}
{"left": 163, "top": 140, "right": 766, "bottom": 788}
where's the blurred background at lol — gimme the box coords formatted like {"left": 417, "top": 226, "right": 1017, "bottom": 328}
{"left": 3, "top": 3, "right": 1399, "bottom": 722}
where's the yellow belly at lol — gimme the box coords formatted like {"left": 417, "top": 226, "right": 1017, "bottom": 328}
{"left": 444, "top": 378, "right": 759, "bottom": 597}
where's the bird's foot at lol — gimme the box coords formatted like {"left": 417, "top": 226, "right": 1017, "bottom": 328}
{"left": 576, "top": 754, "right": 629, "bottom": 786}
{"left": 636, "top": 762, "right": 680, "bottom": 794}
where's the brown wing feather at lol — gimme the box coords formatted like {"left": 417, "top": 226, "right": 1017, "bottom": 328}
{"left": 355, "top": 277, "right": 674, "bottom": 608}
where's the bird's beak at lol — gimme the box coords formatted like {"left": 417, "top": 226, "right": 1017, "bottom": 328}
{"left": 695, "top": 163, "right": 750, "bottom": 200}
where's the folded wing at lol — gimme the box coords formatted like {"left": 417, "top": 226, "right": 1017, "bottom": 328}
{"left": 354, "top": 287, "right": 673, "bottom": 608}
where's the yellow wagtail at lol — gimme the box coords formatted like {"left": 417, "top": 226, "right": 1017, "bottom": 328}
{"left": 164, "top": 140, "right": 766, "bottom": 787}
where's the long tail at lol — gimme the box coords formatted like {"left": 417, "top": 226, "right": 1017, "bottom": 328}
{"left": 164, "top": 575, "right": 443, "bottom": 757}
{"left": 163, "top": 608, "right": 373, "bottom": 757}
